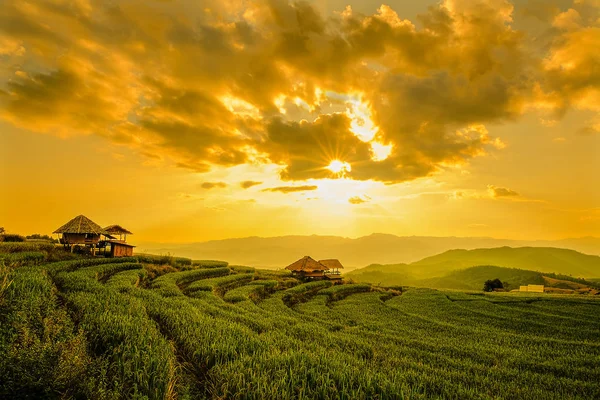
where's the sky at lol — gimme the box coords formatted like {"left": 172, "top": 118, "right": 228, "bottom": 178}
{"left": 0, "top": 0, "right": 599, "bottom": 243}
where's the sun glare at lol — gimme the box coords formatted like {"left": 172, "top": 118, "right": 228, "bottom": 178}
{"left": 327, "top": 160, "right": 351, "bottom": 175}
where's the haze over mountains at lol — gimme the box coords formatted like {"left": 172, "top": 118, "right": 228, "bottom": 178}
{"left": 137, "top": 234, "right": 600, "bottom": 270}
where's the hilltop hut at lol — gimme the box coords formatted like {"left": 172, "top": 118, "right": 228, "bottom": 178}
{"left": 285, "top": 256, "right": 344, "bottom": 281}
{"left": 101, "top": 224, "right": 135, "bottom": 257}
{"left": 54, "top": 215, "right": 136, "bottom": 257}
{"left": 104, "top": 225, "right": 132, "bottom": 242}
{"left": 106, "top": 241, "right": 135, "bottom": 257}
{"left": 318, "top": 259, "right": 344, "bottom": 281}
{"left": 53, "top": 215, "right": 107, "bottom": 253}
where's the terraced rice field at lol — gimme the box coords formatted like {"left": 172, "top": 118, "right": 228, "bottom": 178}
{"left": 1, "top": 244, "right": 599, "bottom": 399}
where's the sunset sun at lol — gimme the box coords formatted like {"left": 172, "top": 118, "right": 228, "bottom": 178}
{"left": 326, "top": 160, "right": 351, "bottom": 175}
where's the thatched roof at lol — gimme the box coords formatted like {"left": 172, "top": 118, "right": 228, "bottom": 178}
{"left": 53, "top": 215, "right": 107, "bottom": 235}
{"left": 319, "top": 259, "right": 344, "bottom": 270}
{"left": 104, "top": 225, "right": 133, "bottom": 235}
{"left": 285, "top": 256, "right": 327, "bottom": 272}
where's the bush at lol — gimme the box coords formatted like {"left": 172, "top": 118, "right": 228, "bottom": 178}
{"left": 25, "top": 234, "right": 58, "bottom": 244}
{"left": 483, "top": 278, "right": 504, "bottom": 292}
{"left": 135, "top": 253, "right": 192, "bottom": 267}
{"left": 0, "top": 252, "right": 46, "bottom": 267}
{"left": 192, "top": 260, "right": 229, "bottom": 268}
{"left": 0, "top": 234, "right": 26, "bottom": 243}
{"left": 0, "top": 242, "right": 56, "bottom": 254}
{"left": 185, "top": 273, "right": 253, "bottom": 294}
{"left": 318, "top": 283, "right": 372, "bottom": 299}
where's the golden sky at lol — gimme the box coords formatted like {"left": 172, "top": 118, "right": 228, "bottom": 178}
{"left": 0, "top": 0, "right": 599, "bottom": 242}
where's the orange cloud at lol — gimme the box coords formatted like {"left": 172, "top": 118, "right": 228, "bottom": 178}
{"left": 262, "top": 185, "right": 318, "bottom": 193}
{"left": 200, "top": 182, "right": 228, "bottom": 189}
{"left": 487, "top": 185, "right": 520, "bottom": 198}
{"left": 240, "top": 181, "right": 263, "bottom": 189}
{"left": 0, "top": 0, "right": 598, "bottom": 184}
{"left": 348, "top": 196, "right": 369, "bottom": 204}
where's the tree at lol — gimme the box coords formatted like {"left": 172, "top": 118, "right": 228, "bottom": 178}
{"left": 483, "top": 278, "right": 503, "bottom": 292}
{"left": 0, "top": 227, "right": 4, "bottom": 235}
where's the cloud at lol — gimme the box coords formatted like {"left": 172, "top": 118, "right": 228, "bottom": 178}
{"left": 200, "top": 182, "right": 227, "bottom": 189}
{"left": 240, "top": 181, "right": 263, "bottom": 189}
{"left": 262, "top": 185, "right": 318, "bottom": 193}
{"left": 0, "top": 0, "right": 598, "bottom": 184}
{"left": 348, "top": 196, "right": 370, "bottom": 204}
{"left": 487, "top": 185, "right": 520, "bottom": 198}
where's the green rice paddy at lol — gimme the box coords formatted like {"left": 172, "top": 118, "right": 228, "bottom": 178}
{"left": 1, "top": 243, "right": 599, "bottom": 399}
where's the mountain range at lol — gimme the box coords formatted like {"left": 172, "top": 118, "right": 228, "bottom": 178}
{"left": 346, "top": 247, "right": 600, "bottom": 288}
{"left": 136, "top": 234, "right": 600, "bottom": 270}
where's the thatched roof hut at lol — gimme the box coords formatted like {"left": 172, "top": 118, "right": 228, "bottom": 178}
{"left": 285, "top": 256, "right": 327, "bottom": 272}
{"left": 318, "top": 259, "right": 344, "bottom": 270}
{"left": 104, "top": 225, "right": 133, "bottom": 235}
{"left": 54, "top": 215, "right": 107, "bottom": 235}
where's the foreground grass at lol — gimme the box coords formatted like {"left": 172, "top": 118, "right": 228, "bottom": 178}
{"left": 1, "top": 244, "right": 599, "bottom": 399}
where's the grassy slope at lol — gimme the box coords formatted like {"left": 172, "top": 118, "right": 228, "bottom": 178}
{"left": 410, "top": 247, "right": 600, "bottom": 277}
{"left": 2, "top": 244, "right": 600, "bottom": 399}
{"left": 414, "top": 265, "right": 545, "bottom": 291}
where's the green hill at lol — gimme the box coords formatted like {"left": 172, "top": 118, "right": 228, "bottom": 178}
{"left": 410, "top": 247, "right": 600, "bottom": 278}
{"left": 413, "top": 265, "right": 547, "bottom": 291}
{"left": 345, "top": 262, "right": 411, "bottom": 286}
{"left": 347, "top": 247, "right": 600, "bottom": 287}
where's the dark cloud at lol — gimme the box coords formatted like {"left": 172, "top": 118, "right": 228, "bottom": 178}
{"left": 262, "top": 185, "right": 318, "bottom": 193}
{"left": 240, "top": 181, "right": 263, "bottom": 189}
{"left": 200, "top": 182, "right": 228, "bottom": 189}
{"left": 488, "top": 185, "right": 520, "bottom": 198}
{"left": 348, "top": 196, "right": 369, "bottom": 204}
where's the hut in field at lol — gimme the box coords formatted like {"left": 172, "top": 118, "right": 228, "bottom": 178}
{"left": 53, "top": 215, "right": 107, "bottom": 253}
{"left": 107, "top": 240, "right": 135, "bottom": 257}
{"left": 318, "top": 259, "right": 344, "bottom": 282}
{"left": 54, "top": 215, "right": 135, "bottom": 257}
{"left": 285, "top": 256, "right": 344, "bottom": 281}
{"left": 103, "top": 225, "right": 135, "bottom": 257}
{"left": 104, "top": 225, "right": 132, "bottom": 241}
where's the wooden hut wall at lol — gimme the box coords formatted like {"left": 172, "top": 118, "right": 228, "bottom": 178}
{"left": 111, "top": 243, "right": 134, "bottom": 257}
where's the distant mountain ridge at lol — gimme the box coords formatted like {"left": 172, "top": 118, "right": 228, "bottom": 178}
{"left": 136, "top": 234, "right": 600, "bottom": 269}
{"left": 346, "top": 247, "right": 600, "bottom": 287}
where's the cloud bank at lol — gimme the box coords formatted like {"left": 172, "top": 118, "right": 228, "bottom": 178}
{"left": 0, "top": 0, "right": 598, "bottom": 183}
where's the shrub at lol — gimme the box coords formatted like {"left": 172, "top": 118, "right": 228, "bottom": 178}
{"left": 229, "top": 265, "right": 255, "bottom": 273}
{"left": 0, "top": 242, "right": 56, "bottom": 254}
{"left": 0, "top": 234, "right": 26, "bottom": 243}
{"left": 284, "top": 280, "right": 332, "bottom": 295}
{"left": 192, "top": 260, "right": 229, "bottom": 268}
{"left": 25, "top": 234, "right": 58, "bottom": 243}
{"left": 185, "top": 273, "right": 253, "bottom": 293}
{"left": 318, "top": 283, "right": 372, "bottom": 300}
{"left": 0, "top": 261, "right": 10, "bottom": 305}
{"left": 483, "top": 278, "right": 504, "bottom": 292}
{"left": 135, "top": 253, "right": 192, "bottom": 267}
{"left": 150, "top": 267, "right": 231, "bottom": 297}
{"left": 0, "top": 252, "right": 46, "bottom": 267}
